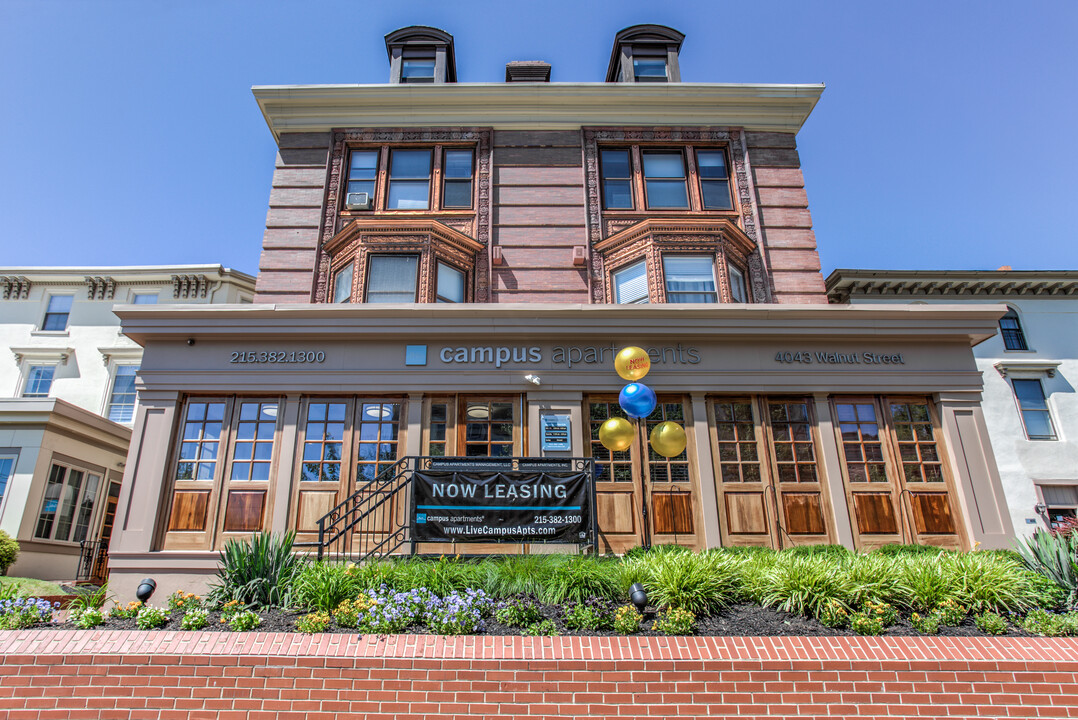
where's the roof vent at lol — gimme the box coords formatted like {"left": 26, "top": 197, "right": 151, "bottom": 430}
{"left": 505, "top": 61, "right": 551, "bottom": 82}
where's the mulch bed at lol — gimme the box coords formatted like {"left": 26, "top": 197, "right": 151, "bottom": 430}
{"left": 48, "top": 602, "right": 1029, "bottom": 637}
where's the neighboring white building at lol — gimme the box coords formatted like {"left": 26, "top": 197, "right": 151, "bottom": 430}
{"left": 827, "top": 269, "right": 1078, "bottom": 539}
{"left": 0, "top": 266, "right": 254, "bottom": 580}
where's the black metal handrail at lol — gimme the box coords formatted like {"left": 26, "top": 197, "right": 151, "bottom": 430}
{"left": 76, "top": 539, "right": 109, "bottom": 583}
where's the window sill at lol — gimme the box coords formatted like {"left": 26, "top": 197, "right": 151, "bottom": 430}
{"left": 30, "top": 330, "right": 70, "bottom": 338}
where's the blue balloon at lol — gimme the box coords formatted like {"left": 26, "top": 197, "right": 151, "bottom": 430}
{"left": 619, "top": 382, "right": 657, "bottom": 419}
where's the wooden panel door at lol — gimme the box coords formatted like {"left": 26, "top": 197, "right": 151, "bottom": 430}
{"left": 763, "top": 398, "right": 833, "bottom": 547}
{"left": 351, "top": 399, "right": 406, "bottom": 555}
{"left": 215, "top": 399, "right": 280, "bottom": 549}
{"left": 709, "top": 397, "right": 776, "bottom": 548}
{"left": 645, "top": 398, "right": 701, "bottom": 549}
{"left": 162, "top": 398, "right": 232, "bottom": 550}
{"left": 832, "top": 397, "right": 905, "bottom": 550}
{"left": 290, "top": 399, "right": 353, "bottom": 547}
{"left": 884, "top": 398, "right": 965, "bottom": 550}
{"left": 587, "top": 398, "right": 641, "bottom": 554}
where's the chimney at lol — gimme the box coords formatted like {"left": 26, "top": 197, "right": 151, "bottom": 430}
{"left": 505, "top": 61, "right": 551, "bottom": 82}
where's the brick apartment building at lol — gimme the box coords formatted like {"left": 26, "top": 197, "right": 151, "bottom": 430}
{"left": 105, "top": 24, "right": 1015, "bottom": 598}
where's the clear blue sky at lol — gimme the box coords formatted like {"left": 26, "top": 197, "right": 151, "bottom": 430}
{"left": 1, "top": 0, "right": 1075, "bottom": 276}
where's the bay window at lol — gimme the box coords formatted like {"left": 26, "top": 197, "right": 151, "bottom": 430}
{"left": 729, "top": 265, "right": 748, "bottom": 303}
{"left": 436, "top": 262, "right": 465, "bottom": 303}
{"left": 613, "top": 261, "right": 649, "bottom": 304}
{"left": 663, "top": 256, "right": 718, "bottom": 303}
{"left": 387, "top": 149, "right": 432, "bottom": 210}
{"left": 643, "top": 152, "right": 689, "bottom": 208}
{"left": 343, "top": 146, "right": 476, "bottom": 212}
{"left": 598, "top": 145, "right": 735, "bottom": 212}
{"left": 333, "top": 262, "right": 354, "bottom": 303}
{"left": 366, "top": 255, "right": 419, "bottom": 303}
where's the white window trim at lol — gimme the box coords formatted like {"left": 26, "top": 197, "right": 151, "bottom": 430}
{"left": 37, "top": 293, "right": 76, "bottom": 334}
{"left": 0, "top": 449, "right": 19, "bottom": 525}
{"left": 10, "top": 348, "right": 73, "bottom": 399}
{"left": 33, "top": 457, "right": 107, "bottom": 545}
{"left": 100, "top": 357, "right": 142, "bottom": 425}
{"left": 1006, "top": 373, "right": 1060, "bottom": 442}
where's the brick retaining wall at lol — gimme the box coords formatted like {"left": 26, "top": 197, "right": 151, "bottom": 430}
{"left": 2, "top": 631, "right": 1077, "bottom": 718}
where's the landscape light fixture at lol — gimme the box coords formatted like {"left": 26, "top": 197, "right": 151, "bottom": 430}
{"left": 629, "top": 582, "right": 648, "bottom": 612}
{"left": 135, "top": 578, "right": 157, "bottom": 603}
{"left": 524, "top": 374, "right": 541, "bottom": 386}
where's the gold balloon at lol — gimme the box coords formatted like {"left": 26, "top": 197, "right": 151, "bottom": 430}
{"left": 650, "top": 421, "right": 687, "bottom": 458}
{"left": 599, "top": 417, "right": 635, "bottom": 452}
{"left": 615, "top": 346, "right": 651, "bottom": 381}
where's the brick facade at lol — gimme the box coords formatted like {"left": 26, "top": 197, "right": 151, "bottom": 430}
{"left": 3, "top": 630, "right": 1076, "bottom": 718}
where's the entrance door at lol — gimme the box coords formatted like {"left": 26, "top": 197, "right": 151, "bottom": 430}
{"left": 350, "top": 400, "right": 406, "bottom": 555}
{"left": 710, "top": 397, "right": 776, "bottom": 547}
{"left": 588, "top": 399, "right": 639, "bottom": 554}
{"left": 645, "top": 399, "right": 700, "bottom": 549}
{"left": 88, "top": 480, "right": 121, "bottom": 583}
{"left": 763, "top": 398, "right": 833, "bottom": 546}
{"left": 292, "top": 399, "right": 353, "bottom": 547}
{"left": 833, "top": 396, "right": 964, "bottom": 550}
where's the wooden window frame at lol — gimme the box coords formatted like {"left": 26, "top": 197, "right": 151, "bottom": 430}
{"left": 597, "top": 144, "right": 736, "bottom": 215}
{"left": 328, "top": 246, "right": 474, "bottom": 305}
{"left": 661, "top": 253, "right": 720, "bottom": 304}
{"left": 457, "top": 395, "right": 525, "bottom": 458}
{"left": 215, "top": 398, "right": 282, "bottom": 543}
{"left": 441, "top": 148, "right": 475, "bottom": 209}
{"left": 363, "top": 254, "right": 421, "bottom": 303}
{"left": 290, "top": 397, "right": 354, "bottom": 543}
{"left": 1011, "top": 378, "right": 1058, "bottom": 441}
{"left": 434, "top": 260, "right": 467, "bottom": 303}
{"left": 341, "top": 144, "right": 479, "bottom": 214}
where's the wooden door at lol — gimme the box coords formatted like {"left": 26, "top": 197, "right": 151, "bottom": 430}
{"left": 645, "top": 398, "right": 701, "bottom": 549}
{"left": 884, "top": 398, "right": 965, "bottom": 550}
{"left": 832, "top": 397, "right": 905, "bottom": 550}
{"left": 215, "top": 399, "right": 280, "bottom": 548}
{"left": 163, "top": 398, "right": 232, "bottom": 550}
{"left": 291, "top": 399, "right": 353, "bottom": 547}
{"left": 587, "top": 398, "right": 641, "bottom": 554}
{"left": 422, "top": 397, "right": 457, "bottom": 457}
{"left": 457, "top": 396, "right": 523, "bottom": 458}
{"left": 350, "top": 399, "right": 406, "bottom": 555}
{"left": 762, "top": 398, "right": 833, "bottom": 546}
{"left": 709, "top": 397, "right": 776, "bottom": 548}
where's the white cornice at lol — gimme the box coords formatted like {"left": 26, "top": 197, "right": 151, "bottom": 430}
{"left": 826, "top": 269, "right": 1078, "bottom": 302}
{"left": 252, "top": 82, "right": 825, "bottom": 141}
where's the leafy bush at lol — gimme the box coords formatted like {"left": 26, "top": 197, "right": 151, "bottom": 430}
{"left": 427, "top": 590, "right": 489, "bottom": 635}
{"left": 71, "top": 606, "right": 105, "bottom": 629}
{"left": 0, "top": 597, "right": 55, "bottom": 629}
{"left": 228, "top": 609, "right": 261, "bottom": 632}
{"left": 1016, "top": 531, "right": 1078, "bottom": 609}
{"left": 844, "top": 554, "right": 909, "bottom": 608}
{"left": 974, "top": 612, "right": 1008, "bottom": 635}
{"left": 110, "top": 600, "right": 142, "bottom": 619}
{"left": 934, "top": 598, "right": 966, "bottom": 626}
{"left": 848, "top": 611, "right": 884, "bottom": 635}
{"left": 901, "top": 555, "right": 952, "bottom": 612}
{"left": 818, "top": 599, "right": 848, "bottom": 629}
{"left": 135, "top": 605, "right": 169, "bottom": 630}
{"left": 733, "top": 551, "right": 779, "bottom": 604}
{"left": 218, "top": 599, "right": 243, "bottom": 622}
{"left": 874, "top": 543, "right": 950, "bottom": 557}
{"left": 296, "top": 612, "right": 331, "bottom": 634}
{"left": 207, "top": 531, "right": 304, "bottom": 609}
{"left": 614, "top": 605, "right": 642, "bottom": 634}
{"left": 653, "top": 606, "right": 694, "bottom": 635}
{"left": 332, "top": 597, "right": 372, "bottom": 629}
{"left": 0, "top": 530, "right": 19, "bottom": 575}
{"left": 167, "top": 591, "right": 202, "bottom": 613}
{"left": 391, "top": 556, "right": 483, "bottom": 597}
{"left": 291, "top": 562, "right": 360, "bottom": 612}
{"left": 1019, "top": 609, "right": 1078, "bottom": 637}
{"left": 541, "top": 556, "right": 620, "bottom": 604}
{"left": 495, "top": 595, "right": 543, "bottom": 627}
{"left": 941, "top": 552, "right": 1038, "bottom": 613}
{"left": 631, "top": 550, "right": 741, "bottom": 615}
{"left": 910, "top": 612, "right": 940, "bottom": 634}
{"left": 522, "top": 619, "right": 559, "bottom": 636}
{"left": 784, "top": 544, "right": 852, "bottom": 560}
{"left": 67, "top": 583, "right": 110, "bottom": 617}
{"left": 760, "top": 555, "right": 853, "bottom": 619}
{"left": 480, "top": 555, "right": 559, "bottom": 598}
{"left": 861, "top": 600, "right": 898, "bottom": 627}
{"left": 181, "top": 609, "right": 209, "bottom": 630}
{"left": 345, "top": 560, "right": 396, "bottom": 592}
{"left": 563, "top": 598, "right": 616, "bottom": 631}
{"left": 0, "top": 580, "right": 20, "bottom": 602}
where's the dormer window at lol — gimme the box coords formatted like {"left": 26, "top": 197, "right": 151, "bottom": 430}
{"left": 385, "top": 26, "right": 456, "bottom": 84}
{"left": 605, "top": 24, "right": 684, "bottom": 83}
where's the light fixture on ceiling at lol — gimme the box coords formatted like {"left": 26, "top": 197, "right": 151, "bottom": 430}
{"left": 524, "top": 374, "right": 541, "bottom": 386}
{"left": 466, "top": 405, "right": 490, "bottom": 420}
{"left": 364, "top": 405, "right": 393, "bottom": 419}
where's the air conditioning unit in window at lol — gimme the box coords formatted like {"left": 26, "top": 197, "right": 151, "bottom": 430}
{"left": 345, "top": 192, "right": 372, "bottom": 210}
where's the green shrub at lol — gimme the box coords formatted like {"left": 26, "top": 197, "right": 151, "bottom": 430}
{"left": 228, "top": 609, "right": 261, "bottom": 632}
{"left": 0, "top": 598, "right": 54, "bottom": 629}
{"left": 521, "top": 619, "right": 559, "bottom": 636}
{"left": 844, "top": 554, "right": 909, "bottom": 608}
{"left": 941, "top": 552, "right": 1038, "bottom": 613}
{"left": 390, "top": 556, "right": 483, "bottom": 596}
{"left": 563, "top": 598, "right": 615, "bottom": 631}
{"left": 1019, "top": 609, "right": 1078, "bottom": 637}
{"left": 332, "top": 596, "right": 372, "bottom": 629}
{"left": 783, "top": 544, "right": 852, "bottom": 560}
{"left": 613, "top": 605, "right": 642, "bottom": 635}
{"left": 291, "top": 562, "right": 359, "bottom": 612}
{"left": 934, "top": 598, "right": 966, "bottom": 626}
{"left": 910, "top": 612, "right": 940, "bottom": 635}
{"left": 540, "top": 556, "right": 620, "bottom": 604}
{"left": 901, "top": 555, "right": 952, "bottom": 612}
{"left": 1016, "top": 531, "right": 1078, "bottom": 609}
{"left": 71, "top": 606, "right": 105, "bottom": 629}
{"left": 1028, "top": 572, "right": 1067, "bottom": 612}
{"left": 974, "top": 612, "right": 1008, "bottom": 635}
{"left": 207, "top": 531, "right": 304, "bottom": 609}
{"left": 344, "top": 560, "right": 396, "bottom": 592}
{"left": 480, "top": 555, "right": 560, "bottom": 598}
{"left": 818, "top": 598, "right": 848, "bottom": 628}
{"left": 631, "top": 550, "right": 740, "bottom": 615}
{"left": 760, "top": 555, "right": 853, "bottom": 619}
{"left": 135, "top": 605, "right": 169, "bottom": 630}
{"left": 495, "top": 595, "right": 543, "bottom": 627}
{"left": 181, "top": 609, "right": 209, "bottom": 630}
{"left": 653, "top": 607, "right": 694, "bottom": 635}
{"left": 874, "top": 543, "right": 950, "bottom": 557}
{"left": 0, "top": 530, "right": 19, "bottom": 575}
{"left": 848, "top": 611, "right": 884, "bottom": 635}
{"left": 733, "top": 551, "right": 779, "bottom": 604}
{"left": 296, "top": 612, "right": 331, "bottom": 634}
{"left": 67, "top": 583, "right": 109, "bottom": 617}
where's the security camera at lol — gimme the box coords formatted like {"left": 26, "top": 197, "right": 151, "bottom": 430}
{"left": 186, "top": 338, "right": 196, "bottom": 346}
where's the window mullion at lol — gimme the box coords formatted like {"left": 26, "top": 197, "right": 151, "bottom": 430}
{"left": 375, "top": 145, "right": 390, "bottom": 211}
{"left": 685, "top": 146, "right": 702, "bottom": 211}
{"left": 432, "top": 144, "right": 443, "bottom": 210}
{"left": 630, "top": 146, "right": 646, "bottom": 210}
